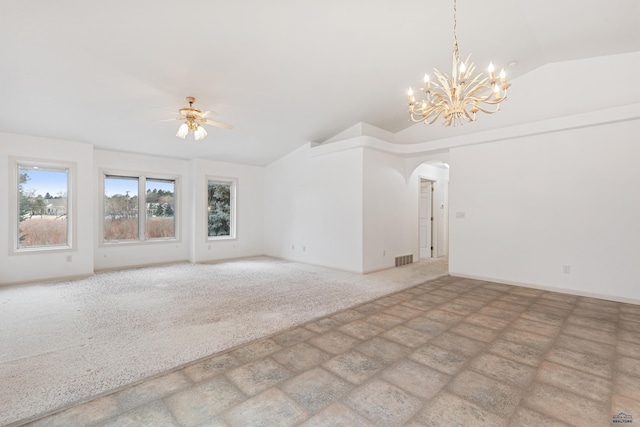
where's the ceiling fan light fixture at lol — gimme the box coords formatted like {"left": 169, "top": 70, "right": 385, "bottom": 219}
{"left": 176, "top": 123, "right": 189, "bottom": 139}
{"left": 172, "top": 96, "right": 233, "bottom": 141}
{"left": 194, "top": 125, "right": 207, "bottom": 141}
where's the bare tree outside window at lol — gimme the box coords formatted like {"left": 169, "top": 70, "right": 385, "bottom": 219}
{"left": 104, "top": 176, "right": 138, "bottom": 241}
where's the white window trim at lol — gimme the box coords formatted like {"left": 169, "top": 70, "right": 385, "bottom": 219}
{"left": 206, "top": 176, "right": 237, "bottom": 241}
{"left": 99, "top": 169, "right": 180, "bottom": 246}
{"left": 9, "top": 157, "right": 76, "bottom": 255}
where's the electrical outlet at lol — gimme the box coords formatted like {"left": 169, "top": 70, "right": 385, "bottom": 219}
{"left": 562, "top": 265, "right": 570, "bottom": 274}
{"left": 66, "top": 255, "right": 72, "bottom": 262}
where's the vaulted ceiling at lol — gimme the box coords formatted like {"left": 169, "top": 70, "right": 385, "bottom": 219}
{"left": 1, "top": 1, "right": 638, "bottom": 165}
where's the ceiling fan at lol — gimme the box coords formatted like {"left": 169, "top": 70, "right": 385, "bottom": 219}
{"left": 166, "top": 96, "right": 233, "bottom": 141}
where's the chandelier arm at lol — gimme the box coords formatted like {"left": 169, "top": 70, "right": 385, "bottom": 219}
{"left": 472, "top": 103, "right": 502, "bottom": 114}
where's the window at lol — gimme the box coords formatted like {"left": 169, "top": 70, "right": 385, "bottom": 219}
{"left": 15, "top": 161, "right": 71, "bottom": 250}
{"left": 208, "top": 179, "right": 235, "bottom": 239}
{"left": 103, "top": 173, "right": 177, "bottom": 243}
{"left": 145, "top": 179, "right": 175, "bottom": 239}
{"left": 104, "top": 176, "right": 139, "bottom": 241}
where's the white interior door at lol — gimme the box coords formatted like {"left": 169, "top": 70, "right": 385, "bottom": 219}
{"left": 419, "top": 180, "right": 433, "bottom": 258}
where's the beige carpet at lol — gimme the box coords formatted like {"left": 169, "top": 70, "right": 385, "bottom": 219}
{"left": 0, "top": 256, "right": 448, "bottom": 426}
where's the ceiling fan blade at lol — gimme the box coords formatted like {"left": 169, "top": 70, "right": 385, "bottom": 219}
{"left": 202, "top": 110, "right": 219, "bottom": 117}
{"left": 201, "top": 118, "right": 233, "bottom": 130}
{"left": 156, "top": 117, "right": 182, "bottom": 122}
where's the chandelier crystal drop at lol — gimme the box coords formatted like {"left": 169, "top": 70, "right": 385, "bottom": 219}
{"left": 407, "top": 0, "right": 511, "bottom": 127}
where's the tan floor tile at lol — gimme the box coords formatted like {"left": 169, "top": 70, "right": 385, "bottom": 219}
{"left": 450, "top": 322, "right": 500, "bottom": 343}
{"left": 226, "top": 358, "right": 292, "bottom": 396}
{"left": 511, "top": 317, "right": 561, "bottom": 337}
{"left": 361, "top": 312, "right": 405, "bottom": 329}
{"left": 430, "top": 331, "right": 486, "bottom": 358}
{"left": 230, "top": 338, "right": 282, "bottom": 363}
{"left": 508, "top": 406, "right": 573, "bottom": 427}
{"left": 523, "top": 382, "right": 609, "bottom": 426}
{"left": 381, "top": 359, "right": 450, "bottom": 399}
{"left": 305, "top": 317, "right": 343, "bottom": 333}
{"left": 615, "top": 372, "right": 640, "bottom": 401}
{"left": 308, "top": 331, "right": 360, "bottom": 355}
{"left": 477, "top": 305, "right": 521, "bottom": 321}
{"left": 338, "top": 319, "right": 384, "bottom": 340}
{"left": 534, "top": 297, "right": 575, "bottom": 311}
{"left": 223, "top": 388, "right": 307, "bottom": 427}
{"left": 323, "top": 350, "right": 383, "bottom": 384}
{"left": 501, "top": 329, "right": 554, "bottom": 351}
{"left": 620, "top": 329, "right": 640, "bottom": 345}
{"left": 545, "top": 347, "right": 613, "bottom": 378}
{"left": 488, "top": 339, "right": 545, "bottom": 367}
{"left": 272, "top": 327, "right": 317, "bottom": 348}
{"left": 620, "top": 318, "right": 640, "bottom": 332}
{"left": 345, "top": 379, "right": 422, "bottom": 426}
{"left": 535, "top": 361, "right": 612, "bottom": 402}
{"left": 498, "top": 294, "right": 535, "bottom": 306}
{"left": 489, "top": 300, "right": 528, "bottom": 312}
{"left": 164, "top": 376, "right": 245, "bottom": 426}
{"left": 352, "top": 302, "right": 385, "bottom": 315}
{"left": 115, "top": 371, "right": 192, "bottom": 412}
{"left": 465, "top": 313, "right": 511, "bottom": 330}
{"left": 417, "top": 293, "right": 449, "bottom": 305}
{"left": 561, "top": 323, "right": 617, "bottom": 346}
{"left": 25, "top": 395, "right": 120, "bottom": 427}
{"left": 438, "top": 302, "right": 479, "bottom": 316}
{"left": 383, "top": 304, "right": 423, "bottom": 320}
{"left": 300, "top": 402, "right": 375, "bottom": 427}
{"left": 618, "top": 356, "right": 640, "bottom": 377}
{"left": 400, "top": 298, "right": 438, "bottom": 311}
{"left": 448, "top": 370, "right": 522, "bottom": 416}
{"left": 566, "top": 313, "right": 617, "bottom": 332}
{"left": 405, "top": 316, "right": 449, "bottom": 335}
{"left": 520, "top": 308, "right": 567, "bottom": 326}
{"left": 330, "top": 309, "right": 365, "bottom": 324}
{"left": 470, "top": 353, "right": 536, "bottom": 387}
{"left": 271, "top": 342, "right": 332, "bottom": 373}
{"left": 281, "top": 367, "right": 352, "bottom": 413}
{"left": 182, "top": 353, "right": 241, "bottom": 383}
{"left": 355, "top": 336, "right": 412, "bottom": 364}
{"left": 414, "top": 391, "right": 507, "bottom": 427}
{"left": 554, "top": 333, "right": 615, "bottom": 358}
{"left": 101, "top": 400, "right": 179, "bottom": 427}
{"left": 572, "top": 307, "right": 618, "bottom": 322}
{"left": 410, "top": 343, "right": 468, "bottom": 375}
{"left": 423, "top": 308, "right": 465, "bottom": 324}
{"left": 381, "top": 325, "right": 432, "bottom": 348}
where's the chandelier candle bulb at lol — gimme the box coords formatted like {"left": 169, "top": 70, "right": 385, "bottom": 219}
{"left": 488, "top": 62, "right": 495, "bottom": 79}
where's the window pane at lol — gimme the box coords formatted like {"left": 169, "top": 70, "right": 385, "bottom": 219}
{"left": 104, "top": 176, "right": 138, "bottom": 241}
{"left": 18, "top": 166, "right": 68, "bottom": 248}
{"left": 208, "top": 182, "right": 231, "bottom": 237}
{"left": 145, "top": 179, "right": 175, "bottom": 239}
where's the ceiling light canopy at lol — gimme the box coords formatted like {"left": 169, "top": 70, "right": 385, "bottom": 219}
{"left": 407, "top": 0, "right": 511, "bottom": 127}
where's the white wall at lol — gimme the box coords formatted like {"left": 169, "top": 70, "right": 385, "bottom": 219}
{"left": 264, "top": 143, "right": 364, "bottom": 272}
{"left": 449, "top": 118, "right": 640, "bottom": 303}
{"left": 0, "top": 132, "right": 94, "bottom": 284}
{"left": 93, "top": 149, "right": 191, "bottom": 270}
{"left": 191, "top": 158, "right": 264, "bottom": 263}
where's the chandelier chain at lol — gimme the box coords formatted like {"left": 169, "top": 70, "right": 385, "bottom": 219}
{"left": 452, "top": 0, "right": 459, "bottom": 64}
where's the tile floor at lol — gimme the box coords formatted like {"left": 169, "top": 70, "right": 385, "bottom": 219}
{"left": 24, "top": 276, "right": 640, "bottom": 426}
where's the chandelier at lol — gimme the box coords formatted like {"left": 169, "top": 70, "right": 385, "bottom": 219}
{"left": 407, "top": 0, "right": 510, "bottom": 127}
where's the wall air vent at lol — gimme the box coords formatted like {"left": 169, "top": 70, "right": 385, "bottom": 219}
{"left": 395, "top": 254, "right": 413, "bottom": 267}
